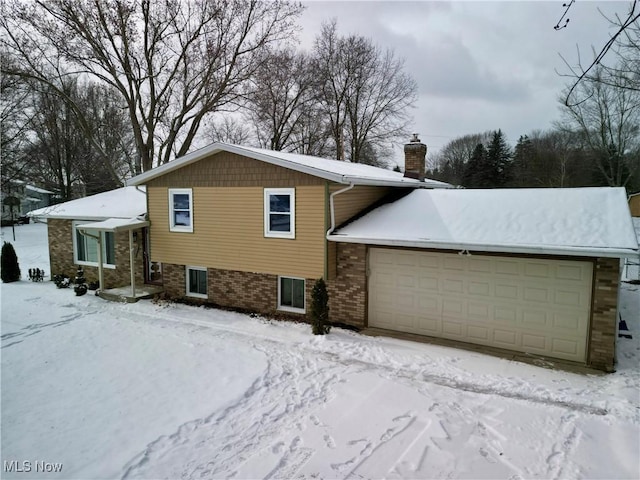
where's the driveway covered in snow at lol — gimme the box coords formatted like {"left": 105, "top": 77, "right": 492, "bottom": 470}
{"left": 2, "top": 224, "right": 639, "bottom": 479}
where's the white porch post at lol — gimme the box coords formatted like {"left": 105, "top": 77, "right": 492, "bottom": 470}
{"left": 129, "top": 229, "right": 136, "bottom": 297}
{"left": 97, "top": 235, "right": 104, "bottom": 292}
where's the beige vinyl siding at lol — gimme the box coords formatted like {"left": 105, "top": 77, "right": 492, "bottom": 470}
{"left": 148, "top": 186, "right": 326, "bottom": 279}
{"left": 330, "top": 184, "right": 392, "bottom": 226}
{"left": 629, "top": 195, "right": 640, "bottom": 217}
{"left": 326, "top": 184, "right": 391, "bottom": 279}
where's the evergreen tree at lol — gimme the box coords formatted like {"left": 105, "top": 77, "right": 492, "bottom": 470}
{"left": 462, "top": 143, "right": 489, "bottom": 187}
{"left": 512, "top": 135, "right": 534, "bottom": 186}
{"left": 1, "top": 241, "right": 21, "bottom": 283}
{"left": 310, "top": 278, "right": 330, "bottom": 335}
{"left": 486, "top": 129, "right": 513, "bottom": 187}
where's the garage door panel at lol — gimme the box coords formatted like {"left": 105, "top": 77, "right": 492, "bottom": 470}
{"left": 525, "top": 262, "right": 551, "bottom": 277}
{"left": 552, "top": 312, "right": 581, "bottom": 330}
{"left": 442, "top": 320, "right": 463, "bottom": 336}
{"left": 552, "top": 338, "right": 579, "bottom": 356}
{"left": 493, "top": 329, "right": 518, "bottom": 347}
{"left": 495, "top": 260, "right": 521, "bottom": 275}
{"left": 468, "top": 281, "right": 491, "bottom": 296}
{"left": 522, "top": 333, "right": 547, "bottom": 350}
{"left": 494, "top": 306, "right": 517, "bottom": 323}
{"left": 467, "top": 302, "right": 490, "bottom": 320}
{"left": 369, "top": 249, "right": 592, "bottom": 362}
{"left": 522, "top": 310, "right": 549, "bottom": 327}
{"left": 467, "top": 325, "right": 489, "bottom": 341}
{"left": 468, "top": 257, "right": 492, "bottom": 273}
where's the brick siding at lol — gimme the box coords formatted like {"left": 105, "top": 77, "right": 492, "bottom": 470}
{"left": 162, "top": 263, "right": 314, "bottom": 318}
{"left": 588, "top": 257, "right": 620, "bottom": 372}
{"left": 327, "top": 243, "right": 367, "bottom": 328}
{"left": 47, "top": 219, "right": 145, "bottom": 289}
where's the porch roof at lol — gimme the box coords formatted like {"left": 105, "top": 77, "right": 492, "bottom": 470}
{"left": 77, "top": 216, "right": 149, "bottom": 232}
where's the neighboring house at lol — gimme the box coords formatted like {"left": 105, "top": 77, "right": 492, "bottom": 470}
{"left": 1, "top": 180, "right": 54, "bottom": 225}
{"left": 28, "top": 186, "right": 148, "bottom": 290}
{"left": 126, "top": 137, "right": 638, "bottom": 372}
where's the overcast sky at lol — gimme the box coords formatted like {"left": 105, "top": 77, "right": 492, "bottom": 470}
{"left": 295, "top": 0, "right": 630, "bottom": 161}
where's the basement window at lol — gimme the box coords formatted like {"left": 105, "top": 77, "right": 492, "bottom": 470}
{"left": 264, "top": 188, "right": 295, "bottom": 239}
{"left": 169, "top": 188, "right": 193, "bottom": 232}
{"left": 186, "top": 266, "right": 207, "bottom": 298}
{"left": 278, "top": 276, "right": 305, "bottom": 313}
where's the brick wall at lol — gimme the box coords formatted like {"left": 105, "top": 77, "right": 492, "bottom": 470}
{"left": 588, "top": 257, "right": 620, "bottom": 372}
{"left": 162, "top": 263, "right": 315, "bottom": 318}
{"left": 327, "top": 243, "right": 367, "bottom": 328}
{"left": 47, "top": 219, "right": 145, "bottom": 289}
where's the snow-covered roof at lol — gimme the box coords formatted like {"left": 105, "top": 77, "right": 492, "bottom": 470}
{"left": 77, "top": 217, "right": 149, "bottom": 232}
{"left": 27, "top": 186, "right": 146, "bottom": 221}
{"left": 329, "top": 187, "right": 639, "bottom": 258}
{"left": 26, "top": 185, "right": 54, "bottom": 194}
{"left": 126, "top": 142, "right": 451, "bottom": 189}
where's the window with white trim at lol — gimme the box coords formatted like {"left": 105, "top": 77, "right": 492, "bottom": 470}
{"left": 278, "top": 276, "right": 305, "bottom": 313}
{"left": 264, "top": 188, "right": 295, "bottom": 239}
{"left": 186, "top": 266, "right": 207, "bottom": 298}
{"left": 73, "top": 222, "right": 116, "bottom": 268}
{"left": 169, "top": 188, "right": 193, "bottom": 232}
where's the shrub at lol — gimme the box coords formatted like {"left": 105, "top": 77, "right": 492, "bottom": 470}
{"left": 1, "top": 241, "right": 21, "bottom": 283}
{"left": 73, "top": 266, "right": 87, "bottom": 296}
{"left": 311, "top": 278, "right": 330, "bottom": 335}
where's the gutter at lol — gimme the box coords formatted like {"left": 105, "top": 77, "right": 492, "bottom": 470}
{"left": 326, "top": 234, "right": 640, "bottom": 259}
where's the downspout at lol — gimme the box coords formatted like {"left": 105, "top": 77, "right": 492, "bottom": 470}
{"left": 324, "top": 182, "right": 355, "bottom": 281}
{"left": 326, "top": 182, "right": 355, "bottom": 239}
{"left": 78, "top": 228, "right": 104, "bottom": 293}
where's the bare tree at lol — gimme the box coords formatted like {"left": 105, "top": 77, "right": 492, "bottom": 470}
{"left": 312, "top": 20, "right": 350, "bottom": 161}
{"left": 25, "top": 80, "right": 88, "bottom": 200}
{"left": 246, "top": 47, "right": 315, "bottom": 151}
{"left": 1, "top": 0, "right": 303, "bottom": 173}
{"left": 558, "top": 65, "right": 640, "bottom": 187}
{"left": 557, "top": 0, "right": 639, "bottom": 105}
{"left": 1, "top": 53, "right": 33, "bottom": 190}
{"left": 205, "top": 115, "right": 253, "bottom": 145}
{"left": 312, "top": 20, "right": 417, "bottom": 165}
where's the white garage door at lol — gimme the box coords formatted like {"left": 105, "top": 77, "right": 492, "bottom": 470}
{"left": 368, "top": 249, "right": 593, "bottom": 362}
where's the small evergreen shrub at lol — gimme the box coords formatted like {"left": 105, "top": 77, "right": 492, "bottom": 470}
{"left": 1, "top": 242, "right": 21, "bottom": 283}
{"left": 311, "top": 278, "right": 330, "bottom": 335}
{"left": 54, "top": 274, "right": 71, "bottom": 288}
{"left": 73, "top": 266, "right": 87, "bottom": 296}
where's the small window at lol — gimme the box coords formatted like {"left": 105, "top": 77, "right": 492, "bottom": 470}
{"left": 186, "top": 266, "right": 207, "bottom": 298}
{"left": 73, "top": 222, "right": 116, "bottom": 268}
{"left": 264, "top": 188, "right": 295, "bottom": 239}
{"left": 278, "top": 276, "right": 305, "bottom": 313}
{"left": 169, "top": 188, "right": 193, "bottom": 232}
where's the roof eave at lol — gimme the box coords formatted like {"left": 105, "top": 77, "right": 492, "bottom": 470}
{"left": 326, "top": 234, "right": 640, "bottom": 259}
{"left": 126, "top": 143, "right": 453, "bottom": 188}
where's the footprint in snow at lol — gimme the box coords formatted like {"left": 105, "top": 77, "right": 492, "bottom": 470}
{"left": 323, "top": 434, "right": 336, "bottom": 449}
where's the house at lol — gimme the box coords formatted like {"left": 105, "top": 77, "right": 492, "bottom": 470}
{"left": 28, "top": 186, "right": 150, "bottom": 294}
{"left": 1, "top": 180, "right": 54, "bottom": 225}
{"left": 126, "top": 137, "right": 638, "bottom": 371}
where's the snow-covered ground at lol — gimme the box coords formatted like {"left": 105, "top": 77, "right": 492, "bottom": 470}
{"left": 2, "top": 223, "right": 639, "bottom": 479}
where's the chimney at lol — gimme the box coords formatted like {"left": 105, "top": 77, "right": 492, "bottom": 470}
{"left": 404, "top": 133, "right": 427, "bottom": 181}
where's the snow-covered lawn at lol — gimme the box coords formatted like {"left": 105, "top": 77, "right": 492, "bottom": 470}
{"left": 2, "top": 223, "right": 639, "bottom": 479}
